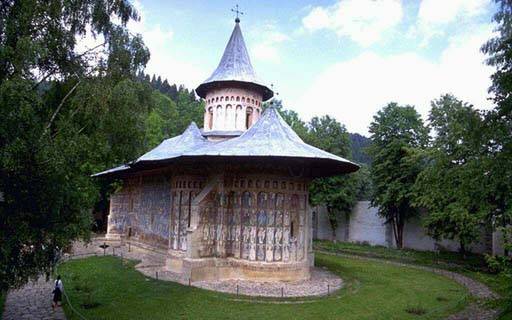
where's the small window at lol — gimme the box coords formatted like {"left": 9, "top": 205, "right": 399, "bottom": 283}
{"left": 245, "top": 107, "right": 253, "bottom": 129}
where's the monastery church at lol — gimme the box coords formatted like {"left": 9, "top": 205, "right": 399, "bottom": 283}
{"left": 95, "top": 17, "right": 358, "bottom": 282}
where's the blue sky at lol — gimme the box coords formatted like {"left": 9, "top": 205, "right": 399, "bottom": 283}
{"left": 125, "top": 0, "right": 497, "bottom": 134}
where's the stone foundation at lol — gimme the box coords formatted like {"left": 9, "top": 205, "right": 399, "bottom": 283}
{"left": 167, "top": 256, "right": 311, "bottom": 282}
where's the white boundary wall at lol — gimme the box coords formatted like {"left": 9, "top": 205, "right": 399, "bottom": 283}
{"left": 312, "top": 201, "right": 494, "bottom": 254}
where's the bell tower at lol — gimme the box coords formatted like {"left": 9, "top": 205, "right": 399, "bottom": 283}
{"left": 195, "top": 14, "right": 273, "bottom": 139}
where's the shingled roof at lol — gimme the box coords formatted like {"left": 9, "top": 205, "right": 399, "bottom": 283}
{"left": 93, "top": 107, "right": 359, "bottom": 178}
{"left": 195, "top": 21, "right": 273, "bottom": 101}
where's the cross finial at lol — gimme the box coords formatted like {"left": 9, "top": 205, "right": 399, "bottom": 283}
{"left": 231, "top": 4, "right": 244, "bottom": 23}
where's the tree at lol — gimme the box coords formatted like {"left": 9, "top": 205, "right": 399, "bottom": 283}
{"left": 368, "top": 103, "right": 429, "bottom": 248}
{"left": 308, "top": 115, "right": 357, "bottom": 241}
{"left": 0, "top": 0, "right": 148, "bottom": 290}
{"left": 481, "top": 0, "right": 512, "bottom": 255}
{"left": 481, "top": 0, "right": 512, "bottom": 310}
{"left": 349, "top": 133, "right": 372, "bottom": 165}
{"left": 144, "top": 91, "right": 179, "bottom": 148}
{"left": 414, "top": 95, "right": 487, "bottom": 254}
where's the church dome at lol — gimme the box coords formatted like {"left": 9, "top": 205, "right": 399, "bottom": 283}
{"left": 195, "top": 20, "right": 274, "bottom": 101}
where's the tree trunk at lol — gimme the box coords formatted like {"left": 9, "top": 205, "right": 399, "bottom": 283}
{"left": 391, "top": 216, "right": 404, "bottom": 249}
{"left": 459, "top": 241, "right": 467, "bottom": 258}
{"left": 331, "top": 228, "right": 337, "bottom": 243}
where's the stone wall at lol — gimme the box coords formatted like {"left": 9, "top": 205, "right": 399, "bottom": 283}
{"left": 313, "top": 201, "right": 494, "bottom": 254}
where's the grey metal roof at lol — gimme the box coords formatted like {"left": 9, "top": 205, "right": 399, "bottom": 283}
{"left": 137, "top": 122, "right": 208, "bottom": 161}
{"left": 93, "top": 107, "right": 359, "bottom": 178}
{"left": 92, "top": 164, "right": 131, "bottom": 177}
{"left": 195, "top": 22, "right": 274, "bottom": 101}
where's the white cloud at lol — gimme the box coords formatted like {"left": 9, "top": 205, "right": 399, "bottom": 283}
{"left": 414, "top": 0, "right": 491, "bottom": 43}
{"left": 250, "top": 23, "right": 290, "bottom": 63}
{"left": 301, "top": 0, "right": 403, "bottom": 47}
{"left": 292, "top": 25, "right": 494, "bottom": 135}
{"left": 418, "top": 0, "right": 489, "bottom": 25}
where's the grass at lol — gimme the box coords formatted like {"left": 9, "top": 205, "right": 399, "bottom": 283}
{"left": 314, "top": 240, "right": 488, "bottom": 271}
{"left": 58, "top": 254, "right": 468, "bottom": 320}
{"left": 315, "top": 240, "right": 512, "bottom": 319}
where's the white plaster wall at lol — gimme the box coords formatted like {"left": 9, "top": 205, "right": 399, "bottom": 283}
{"left": 403, "top": 211, "right": 491, "bottom": 254}
{"left": 348, "top": 201, "right": 389, "bottom": 246}
{"left": 311, "top": 205, "right": 348, "bottom": 241}
{"left": 204, "top": 87, "right": 262, "bottom": 132}
{"left": 313, "top": 201, "right": 494, "bottom": 254}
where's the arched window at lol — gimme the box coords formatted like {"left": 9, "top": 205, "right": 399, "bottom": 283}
{"left": 231, "top": 96, "right": 235, "bottom": 101}
{"left": 208, "top": 107, "right": 214, "bottom": 129}
{"left": 216, "top": 97, "right": 219, "bottom": 102}
{"left": 245, "top": 107, "right": 253, "bottom": 129}
{"left": 242, "top": 97, "right": 245, "bottom": 102}
{"left": 225, "top": 96, "right": 229, "bottom": 101}
{"left": 236, "top": 96, "right": 240, "bottom": 101}
{"left": 225, "top": 104, "right": 233, "bottom": 130}
{"left": 220, "top": 96, "right": 224, "bottom": 102}
{"left": 216, "top": 105, "right": 223, "bottom": 129}
{"left": 235, "top": 105, "right": 243, "bottom": 130}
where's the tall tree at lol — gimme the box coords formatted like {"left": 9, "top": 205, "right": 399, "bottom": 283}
{"left": 481, "top": 0, "right": 512, "bottom": 310}
{"left": 308, "top": 115, "right": 357, "bottom": 241}
{"left": 414, "top": 95, "right": 487, "bottom": 254}
{"left": 481, "top": 0, "right": 512, "bottom": 255}
{"left": 368, "top": 103, "right": 429, "bottom": 248}
{"left": 0, "top": 0, "right": 148, "bottom": 290}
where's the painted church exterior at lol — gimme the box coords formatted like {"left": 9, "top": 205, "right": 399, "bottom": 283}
{"left": 94, "top": 19, "right": 358, "bottom": 282}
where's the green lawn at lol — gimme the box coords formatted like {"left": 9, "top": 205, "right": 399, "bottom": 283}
{"left": 58, "top": 254, "right": 468, "bottom": 320}
{"left": 315, "top": 240, "right": 511, "bottom": 319}
{"left": 314, "top": 240, "right": 489, "bottom": 271}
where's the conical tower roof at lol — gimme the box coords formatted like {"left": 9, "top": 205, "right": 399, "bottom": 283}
{"left": 195, "top": 21, "right": 273, "bottom": 101}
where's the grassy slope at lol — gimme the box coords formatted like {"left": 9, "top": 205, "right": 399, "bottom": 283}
{"left": 59, "top": 254, "right": 467, "bottom": 320}
{"left": 314, "top": 241, "right": 509, "bottom": 295}
{"left": 315, "top": 240, "right": 511, "bottom": 319}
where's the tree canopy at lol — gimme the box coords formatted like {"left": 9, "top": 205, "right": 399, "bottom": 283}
{"left": 0, "top": 0, "right": 152, "bottom": 290}
{"left": 413, "top": 94, "right": 488, "bottom": 253}
{"left": 368, "top": 103, "right": 429, "bottom": 248}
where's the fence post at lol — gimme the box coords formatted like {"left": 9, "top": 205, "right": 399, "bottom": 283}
{"left": 327, "top": 284, "right": 330, "bottom": 295}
